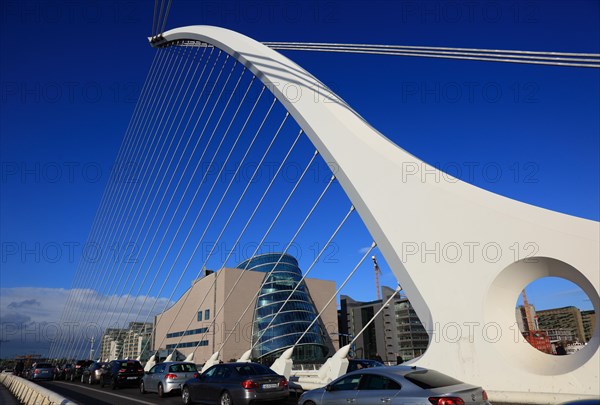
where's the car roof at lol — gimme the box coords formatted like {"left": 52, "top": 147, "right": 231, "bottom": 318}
{"left": 346, "top": 365, "right": 428, "bottom": 377}
{"left": 225, "top": 362, "right": 259, "bottom": 366}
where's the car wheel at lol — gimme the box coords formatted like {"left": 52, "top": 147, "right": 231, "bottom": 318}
{"left": 182, "top": 386, "right": 193, "bottom": 405}
{"left": 219, "top": 391, "right": 233, "bottom": 405}
{"left": 158, "top": 383, "right": 165, "bottom": 398}
{"left": 140, "top": 380, "right": 146, "bottom": 394}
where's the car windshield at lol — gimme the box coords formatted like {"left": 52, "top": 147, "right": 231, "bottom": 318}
{"left": 234, "top": 364, "right": 274, "bottom": 376}
{"left": 118, "top": 361, "right": 141, "bottom": 370}
{"left": 169, "top": 364, "right": 197, "bottom": 373}
{"left": 36, "top": 364, "right": 53, "bottom": 368}
{"left": 404, "top": 370, "right": 464, "bottom": 389}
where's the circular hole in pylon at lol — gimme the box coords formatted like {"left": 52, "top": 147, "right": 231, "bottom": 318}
{"left": 515, "top": 277, "right": 594, "bottom": 355}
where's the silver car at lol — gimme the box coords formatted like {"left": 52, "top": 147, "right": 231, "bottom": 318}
{"left": 299, "top": 366, "right": 491, "bottom": 405}
{"left": 141, "top": 362, "right": 198, "bottom": 397}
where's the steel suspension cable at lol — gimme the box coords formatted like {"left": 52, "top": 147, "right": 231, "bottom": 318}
{"left": 211, "top": 149, "right": 320, "bottom": 360}
{"left": 100, "top": 51, "right": 233, "bottom": 358}
{"left": 290, "top": 242, "right": 377, "bottom": 348}
{"left": 78, "top": 46, "right": 209, "bottom": 359}
{"left": 265, "top": 41, "right": 600, "bottom": 57}
{"left": 94, "top": 46, "right": 212, "bottom": 357}
{"left": 153, "top": 142, "right": 319, "bottom": 359}
{"left": 249, "top": 174, "right": 337, "bottom": 352}
{"left": 134, "top": 81, "right": 266, "bottom": 357}
{"left": 253, "top": 205, "right": 355, "bottom": 350}
{"left": 94, "top": 49, "right": 230, "bottom": 355}
{"left": 265, "top": 42, "right": 600, "bottom": 68}
{"left": 155, "top": 0, "right": 166, "bottom": 37}
{"left": 49, "top": 49, "right": 165, "bottom": 360}
{"left": 56, "top": 47, "right": 175, "bottom": 359}
{"left": 108, "top": 51, "right": 236, "bottom": 340}
{"left": 348, "top": 285, "right": 401, "bottom": 348}
{"left": 66, "top": 45, "right": 194, "bottom": 358}
{"left": 159, "top": 0, "right": 174, "bottom": 37}
{"left": 152, "top": 0, "right": 159, "bottom": 37}
{"left": 121, "top": 63, "right": 255, "bottom": 358}
{"left": 214, "top": 127, "right": 303, "bottom": 353}
{"left": 61, "top": 45, "right": 177, "bottom": 358}
{"left": 160, "top": 99, "right": 284, "bottom": 353}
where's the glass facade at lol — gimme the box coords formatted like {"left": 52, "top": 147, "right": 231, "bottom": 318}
{"left": 236, "top": 253, "right": 330, "bottom": 363}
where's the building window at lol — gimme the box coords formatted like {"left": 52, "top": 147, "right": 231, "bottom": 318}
{"left": 166, "top": 327, "right": 208, "bottom": 339}
{"left": 166, "top": 340, "right": 208, "bottom": 350}
{"left": 205, "top": 309, "right": 210, "bottom": 320}
{"left": 198, "top": 311, "right": 202, "bottom": 321}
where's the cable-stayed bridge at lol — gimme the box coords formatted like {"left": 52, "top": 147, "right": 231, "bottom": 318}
{"left": 44, "top": 21, "right": 599, "bottom": 405}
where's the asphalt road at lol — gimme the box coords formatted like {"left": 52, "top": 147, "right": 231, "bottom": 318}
{"left": 38, "top": 380, "right": 300, "bottom": 405}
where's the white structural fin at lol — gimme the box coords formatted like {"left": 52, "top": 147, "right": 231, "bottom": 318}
{"left": 200, "top": 352, "right": 219, "bottom": 373}
{"left": 237, "top": 349, "right": 252, "bottom": 363}
{"left": 270, "top": 347, "right": 294, "bottom": 378}
{"left": 144, "top": 355, "right": 156, "bottom": 372}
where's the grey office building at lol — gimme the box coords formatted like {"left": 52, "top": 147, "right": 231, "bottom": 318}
{"left": 339, "top": 286, "right": 428, "bottom": 363}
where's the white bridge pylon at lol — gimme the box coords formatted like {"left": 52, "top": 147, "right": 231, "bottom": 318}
{"left": 158, "top": 26, "right": 599, "bottom": 403}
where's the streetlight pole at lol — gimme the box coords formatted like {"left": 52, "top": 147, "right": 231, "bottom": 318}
{"left": 89, "top": 337, "right": 95, "bottom": 360}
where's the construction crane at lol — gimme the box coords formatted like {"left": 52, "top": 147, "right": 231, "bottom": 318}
{"left": 521, "top": 289, "right": 535, "bottom": 332}
{"left": 520, "top": 289, "right": 552, "bottom": 354}
{"left": 372, "top": 255, "right": 382, "bottom": 300}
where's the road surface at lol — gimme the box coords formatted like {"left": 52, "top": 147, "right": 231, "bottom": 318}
{"left": 38, "top": 380, "right": 300, "bottom": 405}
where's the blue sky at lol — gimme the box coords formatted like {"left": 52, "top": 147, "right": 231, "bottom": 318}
{"left": 1, "top": 1, "right": 598, "bottom": 356}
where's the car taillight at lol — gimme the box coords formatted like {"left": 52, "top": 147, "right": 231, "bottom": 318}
{"left": 482, "top": 390, "right": 488, "bottom": 401}
{"left": 34, "top": 369, "right": 40, "bottom": 374}
{"left": 429, "top": 397, "right": 465, "bottom": 405}
{"left": 241, "top": 380, "right": 259, "bottom": 389}
{"left": 75, "top": 365, "right": 81, "bottom": 368}
{"left": 118, "top": 369, "right": 126, "bottom": 373}
{"left": 193, "top": 373, "right": 198, "bottom": 379}
{"left": 279, "top": 378, "right": 288, "bottom": 387}
{"left": 165, "top": 373, "right": 178, "bottom": 380}
{"left": 137, "top": 368, "right": 144, "bottom": 372}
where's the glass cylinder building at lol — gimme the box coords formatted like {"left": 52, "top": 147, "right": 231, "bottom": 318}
{"left": 236, "top": 253, "right": 331, "bottom": 364}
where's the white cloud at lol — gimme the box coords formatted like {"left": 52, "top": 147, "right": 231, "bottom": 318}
{"left": 0, "top": 287, "right": 171, "bottom": 359}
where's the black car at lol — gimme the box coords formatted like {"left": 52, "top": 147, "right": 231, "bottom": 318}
{"left": 67, "top": 360, "right": 94, "bottom": 382}
{"left": 81, "top": 361, "right": 108, "bottom": 384}
{"left": 100, "top": 359, "right": 145, "bottom": 389}
{"left": 54, "top": 364, "right": 73, "bottom": 380}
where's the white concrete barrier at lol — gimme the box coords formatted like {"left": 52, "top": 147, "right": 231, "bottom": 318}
{"left": 0, "top": 373, "right": 77, "bottom": 405}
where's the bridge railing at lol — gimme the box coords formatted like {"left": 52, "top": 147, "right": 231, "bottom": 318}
{"left": 0, "top": 373, "right": 77, "bottom": 405}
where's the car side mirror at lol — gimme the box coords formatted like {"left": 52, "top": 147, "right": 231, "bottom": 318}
{"left": 325, "top": 384, "right": 333, "bottom": 392}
